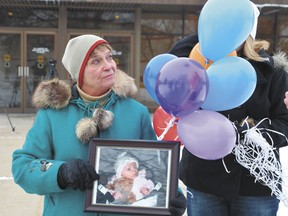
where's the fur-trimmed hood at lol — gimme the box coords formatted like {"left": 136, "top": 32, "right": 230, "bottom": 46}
{"left": 32, "top": 69, "right": 138, "bottom": 110}
{"left": 273, "top": 51, "right": 288, "bottom": 72}
{"left": 32, "top": 69, "right": 138, "bottom": 143}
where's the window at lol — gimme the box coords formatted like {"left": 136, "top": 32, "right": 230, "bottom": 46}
{"left": 141, "top": 14, "right": 185, "bottom": 86}
{"left": 0, "top": 8, "right": 58, "bottom": 28}
{"left": 67, "top": 8, "right": 134, "bottom": 30}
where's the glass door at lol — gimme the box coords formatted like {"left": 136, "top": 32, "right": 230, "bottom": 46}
{"left": 0, "top": 31, "right": 56, "bottom": 113}
{"left": 0, "top": 32, "right": 22, "bottom": 112}
{"left": 25, "top": 33, "right": 56, "bottom": 112}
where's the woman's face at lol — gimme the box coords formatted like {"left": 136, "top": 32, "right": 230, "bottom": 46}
{"left": 82, "top": 45, "right": 117, "bottom": 96}
{"left": 121, "top": 162, "right": 139, "bottom": 180}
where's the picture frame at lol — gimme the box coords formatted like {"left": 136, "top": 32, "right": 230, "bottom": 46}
{"left": 85, "top": 138, "right": 180, "bottom": 215}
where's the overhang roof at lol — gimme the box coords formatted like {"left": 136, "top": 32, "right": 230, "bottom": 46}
{"left": 0, "top": 0, "right": 287, "bottom": 15}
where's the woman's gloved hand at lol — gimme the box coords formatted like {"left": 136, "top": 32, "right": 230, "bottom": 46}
{"left": 57, "top": 159, "right": 99, "bottom": 191}
{"left": 169, "top": 191, "right": 187, "bottom": 216}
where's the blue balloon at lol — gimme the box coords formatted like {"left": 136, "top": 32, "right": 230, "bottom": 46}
{"left": 201, "top": 56, "right": 256, "bottom": 111}
{"left": 155, "top": 58, "right": 209, "bottom": 118}
{"left": 144, "top": 54, "right": 177, "bottom": 103}
{"left": 198, "top": 0, "right": 254, "bottom": 61}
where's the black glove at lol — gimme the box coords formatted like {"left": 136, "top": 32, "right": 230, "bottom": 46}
{"left": 169, "top": 191, "right": 186, "bottom": 216}
{"left": 57, "top": 159, "right": 99, "bottom": 191}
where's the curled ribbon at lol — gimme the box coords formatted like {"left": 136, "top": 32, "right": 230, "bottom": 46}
{"left": 233, "top": 118, "right": 288, "bottom": 206}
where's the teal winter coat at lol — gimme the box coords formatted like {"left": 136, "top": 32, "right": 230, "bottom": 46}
{"left": 12, "top": 70, "right": 157, "bottom": 216}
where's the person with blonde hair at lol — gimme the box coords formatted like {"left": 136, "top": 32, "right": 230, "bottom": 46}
{"left": 169, "top": 6, "right": 288, "bottom": 216}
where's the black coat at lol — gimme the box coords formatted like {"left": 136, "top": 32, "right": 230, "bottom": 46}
{"left": 169, "top": 34, "right": 288, "bottom": 198}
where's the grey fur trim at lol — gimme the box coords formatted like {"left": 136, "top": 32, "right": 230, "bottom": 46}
{"left": 93, "top": 108, "right": 114, "bottom": 130}
{"left": 32, "top": 71, "right": 134, "bottom": 143}
{"left": 112, "top": 69, "right": 138, "bottom": 98}
{"left": 32, "top": 70, "right": 137, "bottom": 109}
{"left": 76, "top": 108, "right": 114, "bottom": 144}
{"left": 32, "top": 79, "right": 71, "bottom": 109}
{"left": 273, "top": 52, "right": 288, "bottom": 72}
{"left": 76, "top": 118, "right": 98, "bottom": 143}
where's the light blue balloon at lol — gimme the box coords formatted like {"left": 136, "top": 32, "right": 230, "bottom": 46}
{"left": 143, "top": 53, "right": 177, "bottom": 103}
{"left": 198, "top": 0, "right": 254, "bottom": 61}
{"left": 201, "top": 56, "right": 256, "bottom": 111}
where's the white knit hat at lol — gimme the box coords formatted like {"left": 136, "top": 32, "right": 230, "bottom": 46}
{"left": 114, "top": 152, "right": 139, "bottom": 178}
{"left": 62, "top": 34, "right": 108, "bottom": 87}
{"left": 250, "top": 2, "right": 260, "bottom": 40}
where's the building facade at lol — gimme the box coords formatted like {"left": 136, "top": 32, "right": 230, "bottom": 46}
{"left": 0, "top": 0, "right": 287, "bottom": 113}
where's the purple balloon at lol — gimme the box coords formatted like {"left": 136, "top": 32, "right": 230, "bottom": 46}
{"left": 155, "top": 57, "right": 208, "bottom": 118}
{"left": 177, "top": 110, "right": 236, "bottom": 160}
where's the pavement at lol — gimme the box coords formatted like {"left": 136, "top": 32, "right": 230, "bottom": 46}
{"left": 1, "top": 113, "right": 288, "bottom": 216}
{"left": 0, "top": 113, "right": 43, "bottom": 216}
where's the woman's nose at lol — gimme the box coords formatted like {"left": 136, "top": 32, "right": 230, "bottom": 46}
{"left": 102, "top": 59, "right": 112, "bottom": 70}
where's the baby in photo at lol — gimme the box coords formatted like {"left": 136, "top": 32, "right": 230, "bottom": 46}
{"left": 107, "top": 152, "right": 155, "bottom": 204}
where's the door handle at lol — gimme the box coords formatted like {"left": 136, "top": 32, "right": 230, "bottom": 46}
{"left": 18, "top": 66, "right": 23, "bottom": 77}
{"left": 24, "top": 66, "right": 29, "bottom": 77}
{"left": 17, "top": 66, "right": 29, "bottom": 77}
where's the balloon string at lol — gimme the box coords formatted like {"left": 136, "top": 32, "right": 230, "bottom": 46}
{"left": 196, "top": 47, "right": 210, "bottom": 70}
{"left": 204, "top": 58, "right": 210, "bottom": 69}
{"left": 158, "top": 117, "right": 176, "bottom": 140}
{"left": 241, "top": 117, "right": 288, "bottom": 145}
{"left": 233, "top": 118, "right": 288, "bottom": 206}
{"left": 174, "top": 135, "right": 179, "bottom": 141}
{"left": 222, "top": 158, "right": 231, "bottom": 173}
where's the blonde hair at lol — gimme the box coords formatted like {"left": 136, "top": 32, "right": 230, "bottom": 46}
{"left": 96, "top": 43, "right": 112, "bottom": 51}
{"left": 89, "top": 43, "right": 113, "bottom": 58}
{"left": 243, "top": 35, "right": 270, "bottom": 62}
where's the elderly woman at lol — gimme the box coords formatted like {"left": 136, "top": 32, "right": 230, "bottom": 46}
{"left": 12, "top": 35, "right": 186, "bottom": 216}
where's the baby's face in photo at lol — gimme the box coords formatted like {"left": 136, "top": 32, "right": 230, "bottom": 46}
{"left": 121, "top": 162, "right": 139, "bottom": 179}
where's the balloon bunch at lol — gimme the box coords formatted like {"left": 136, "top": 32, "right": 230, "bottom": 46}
{"left": 144, "top": 0, "right": 257, "bottom": 160}
{"left": 144, "top": 54, "right": 209, "bottom": 146}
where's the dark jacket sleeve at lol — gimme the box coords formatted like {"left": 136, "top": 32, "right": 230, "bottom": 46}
{"left": 249, "top": 59, "right": 288, "bottom": 148}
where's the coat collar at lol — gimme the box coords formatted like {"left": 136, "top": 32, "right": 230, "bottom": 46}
{"left": 273, "top": 51, "right": 288, "bottom": 72}
{"left": 32, "top": 69, "right": 138, "bottom": 109}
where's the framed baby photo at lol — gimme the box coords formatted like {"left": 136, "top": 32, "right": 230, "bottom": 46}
{"left": 84, "top": 138, "right": 180, "bottom": 215}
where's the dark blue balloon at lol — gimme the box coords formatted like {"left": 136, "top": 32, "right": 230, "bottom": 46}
{"left": 143, "top": 54, "right": 177, "bottom": 103}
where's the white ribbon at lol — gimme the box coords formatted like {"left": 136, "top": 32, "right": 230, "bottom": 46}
{"left": 233, "top": 118, "right": 288, "bottom": 206}
{"left": 158, "top": 116, "right": 177, "bottom": 140}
